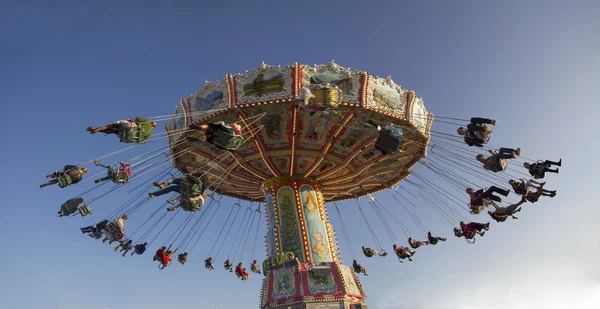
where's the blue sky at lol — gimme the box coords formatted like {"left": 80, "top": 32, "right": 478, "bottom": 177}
{"left": 1, "top": 1, "right": 599, "bottom": 309}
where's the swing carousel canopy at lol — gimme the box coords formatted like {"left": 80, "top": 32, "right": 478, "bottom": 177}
{"left": 167, "top": 61, "right": 434, "bottom": 202}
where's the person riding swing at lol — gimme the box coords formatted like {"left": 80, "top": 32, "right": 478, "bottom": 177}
{"left": 87, "top": 116, "right": 157, "bottom": 144}
{"left": 454, "top": 221, "right": 490, "bottom": 241}
{"left": 235, "top": 262, "right": 250, "bottom": 280}
{"left": 362, "top": 246, "right": 387, "bottom": 258}
{"left": 392, "top": 244, "right": 416, "bottom": 262}
{"left": 250, "top": 260, "right": 261, "bottom": 274}
{"left": 114, "top": 239, "right": 133, "bottom": 255}
{"left": 457, "top": 117, "right": 497, "bottom": 147}
{"left": 153, "top": 246, "right": 172, "bottom": 269}
{"left": 40, "top": 165, "right": 87, "bottom": 189}
{"left": 178, "top": 252, "right": 188, "bottom": 265}
{"left": 93, "top": 160, "right": 132, "bottom": 184}
{"left": 58, "top": 197, "right": 91, "bottom": 217}
{"left": 224, "top": 259, "right": 233, "bottom": 272}
{"left": 466, "top": 186, "right": 510, "bottom": 214}
{"left": 365, "top": 120, "right": 405, "bottom": 155}
{"left": 149, "top": 174, "right": 207, "bottom": 212}
{"left": 187, "top": 121, "right": 245, "bottom": 151}
{"left": 408, "top": 237, "right": 429, "bottom": 249}
{"left": 352, "top": 259, "right": 369, "bottom": 276}
{"left": 427, "top": 231, "right": 447, "bottom": 245}
{"left": 476, "top": 147, "right": 521, "bottom": 172}
{"left": 81, "top": 219, "right": 109, "bottom": 239}
{"left": 130, "top": 242, "right": 148, "bottom": 256}
{"left": 296, "top": 81, "right": 342, "bottom": 116}
{"left": 102, "top": 215, "right": 128, "bottom": 244}
{"left": 205, "top": 257, "right": 215, "bottom": 270}
{"left": 488, "top": 198, "right": 527, "bottom": 223}
{"left": 524, "top": 159, "right": 562, "bottom": 179}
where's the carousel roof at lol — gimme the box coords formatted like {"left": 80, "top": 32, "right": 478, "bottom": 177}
{"left": 167, "top": 61, "right": 434, "bottom": 202}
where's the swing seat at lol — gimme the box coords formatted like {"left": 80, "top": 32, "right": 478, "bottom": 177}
{"left": 310, "top": 86, "right": 342, "bottom": 108}
{"left": 491, "top": 157, "right": 508, "bottom": 172}
{"left": 108, "top": 162, "right": 131, "bottom": 184}
{"left": 118, "top": 125, "right": 146, "bottom": 144}
{"left": 78, "top": 204, "right": 92, "bottom": 217}
{"left": 57, "top": 174, "right": 73, "bottom": 188}
{"left": 212, "top": 129, "right": 244, "bottom": 151}
{"left": 106, "top": 223, "right": 124, "bottom": 242}
{"left": 467, "top": 129, "right": 491, "bottom": 146}
{"left": 531, "top": 161, "right": 548, "bottom": 178}
{"left": 470, "top": 204, "right": 485, "bottom": 215}
{"left": 180, "top": 176, "right": 204, "bottom": 196}
{"left": 180, "top": 198, "right": 204, "bottom": 212}
{"left": 374, "top": 131, "right": 401, "bottom": 155}
{"left": 59, "top": 203, "right": 77, "bottom": 216}
{"left": 379, "top": 249, "right": 388, "bottom": 257}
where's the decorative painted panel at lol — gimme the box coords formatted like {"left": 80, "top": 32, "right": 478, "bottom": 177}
{"left": 299, "top": 112, "right": 340, "bottom": 148}
{"left": 411, "top": 96, "right": 428, "bottom": 133}
{"left": 299, "top": 185, "right": 332, "bottom": 262}
{"left": 259, "top": 104, "right": 290, "bottom": 147}
{"left": 302, "top": 61, "right": 361, "bottom": 103}
{"left": 338, "top": 265, "right": 362, "bottom": 297}
{"left": 268, "top": 267, "right": 300, "bottom": 302}
{"left": 332, "top": 125, "right": 374, "bottom": 155}
{"left": 172, "top": 105, "right": 185, "bottom": 131}
{"left": 234, "top": 64, "right": 293, "bottom": 105}
{"left": 300, "top": 262, "right": 345, "bottom": 297}
{"left": 188, "top": 78, "right": 229, "bottom": 122}
{"left": 271, "top": 156, "right": 290, "bottom": 175}
{"left": 366, "top": 75, "right": 408, "bottom": 115}
{"left": 276, "top": 187, "right": 303, "bottom": 260}
{"left": 265, "top": 194, "right": 277, "bottom": 256}
{"left": 294, "top": 156, "right": 318, "bottom": 175}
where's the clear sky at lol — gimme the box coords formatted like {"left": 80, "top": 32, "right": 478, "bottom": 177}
{"left": 1, "top": 1, "right": 599, "bottom": 309}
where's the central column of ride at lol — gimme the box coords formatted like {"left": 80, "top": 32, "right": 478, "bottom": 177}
{"left": 260, "top": 176, "right": 367, "bottom": 309}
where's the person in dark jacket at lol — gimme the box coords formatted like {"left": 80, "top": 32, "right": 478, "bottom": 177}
{"left": 352, "top": 259, "right": 369, "bottom": 276}
{"left": 130, "top": 242, "right": 148, "bottom": 256}
{"left": 509, "top": 179, "right": 556, "bottom": 200}
{"left": 457, "top": 117, "right": 497, "bottom": 147}
{"left": 58, "top": 197, "right": 84, "bottom": 217}
{"left": 523, "top": 159, "right": 562, "bottom": 179}
{"left": 81, "top": 219, "right": 109, "bottom": 238}
{"left": 178, "top": 252, "right": 188, "bottom": 265}
{"left": 427, "top": 232, "right": 447, "bottom": 245}
{"left": 40, "top": 165, "right": 87, "bottom": 188}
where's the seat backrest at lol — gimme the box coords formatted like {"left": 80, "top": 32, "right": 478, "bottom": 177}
{"left": 311, "top": 87, "right": 340, "bottom": 107}
{"left": 118, "top": 126, "right": 144, "bottom": 143}
{"left": 180, "top": 198, "right": 203, "bottom": 212}
{"left": 213, "top": 130, "right": 245, "bottom": 151}
{"left": 494, "top": 158, "right": 508, "bottom": 172}
{"left": 58, "top": 174, "right": 73, "bottom": 188}
{"left": 180, "top": 177, "right": 204, "bottom": 196}
{"left": 78, "top": 204, "right": 92, "bottom": 217}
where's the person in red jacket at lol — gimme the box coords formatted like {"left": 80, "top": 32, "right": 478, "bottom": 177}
{"left": 466, "top": 186, "right": 510, "bottom": 213}
{"left": 454, "top": 221, "right": 490, "bottom": 240}
{"left": 235, "top": 262, "right": 250, "bottom": 280}
{"left": 154, "top": 246, "right": 171, "bottom": 268}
